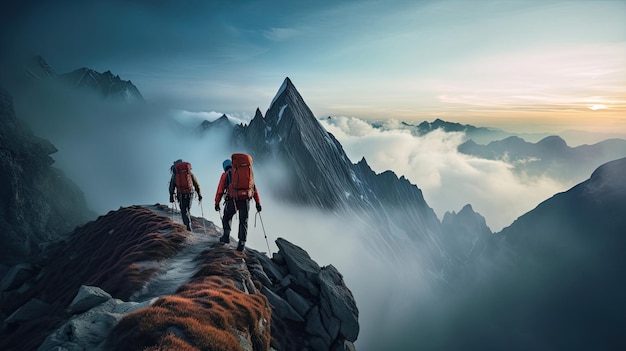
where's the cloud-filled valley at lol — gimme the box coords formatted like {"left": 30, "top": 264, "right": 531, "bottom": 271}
{"left": 320, "top": 116, "right": 571, "bottom": 231}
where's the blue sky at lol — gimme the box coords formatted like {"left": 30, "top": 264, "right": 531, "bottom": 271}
{"left": 2, "top": 0, "right": 625, "bottom": 133}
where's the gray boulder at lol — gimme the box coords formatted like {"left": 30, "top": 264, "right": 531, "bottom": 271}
{"left": 305, "top": 305, "right": 332, "bottom": 348}
{"left": 261, "top": 286, "right": 304, "bottom": 322}
{"left": 319, "top": 265, "right": 359, "bottom": 342}
{"left": 285, "top": 288, "right": 313, "bottom": 317}
{"left": 275, "top": 238, "right": 321, "bottom": 295}
{"left": 39, "top": 293, "right": 151, "bottom": 351}
{"left": 67, "top": 285, "right": 112, "bottom": 315}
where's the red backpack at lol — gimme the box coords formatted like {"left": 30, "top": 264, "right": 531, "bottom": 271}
{"left": 229, "top": 153, "right": 255, "bottom": 200}
{"left": 174, "top": 161, "right": 194, "bottom": 194}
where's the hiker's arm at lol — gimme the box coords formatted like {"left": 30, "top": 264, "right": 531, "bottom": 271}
{"left": 169, "top": 174, "right": 176, "bottom": 195}
{"left": 253, "top": 185, "right": 260, "bottom": 204}
{"left": 214, "top": 172, "right": 227, "bottom": 205}
{"left": 191, "top": 173, "right": 201, "bottom": 197}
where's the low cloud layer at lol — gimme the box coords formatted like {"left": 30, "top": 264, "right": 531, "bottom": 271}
{"left": 320, "top": 116, "right": 571, "bottom": 231}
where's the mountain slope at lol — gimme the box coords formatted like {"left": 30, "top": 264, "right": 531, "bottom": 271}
{"left": 450, "top": 157, "right": 626, "bottom": 350}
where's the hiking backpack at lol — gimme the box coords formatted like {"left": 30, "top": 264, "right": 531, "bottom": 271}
{"left": 174, "top": 161, "right": 194, "bottom": 194}
{"left": 229, "top": 153, "right": 255, "bottom": 200}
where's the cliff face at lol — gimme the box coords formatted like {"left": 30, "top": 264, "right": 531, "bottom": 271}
{"left": 0, "top": 204, "right": 359, "bottom": 351}
{"left": 0, "top": 89, "right": 94, "bottom": 267}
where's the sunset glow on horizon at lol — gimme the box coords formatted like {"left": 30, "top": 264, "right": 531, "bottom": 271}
{"left": 2, "top": 0, "right": 625, "bottom": 135}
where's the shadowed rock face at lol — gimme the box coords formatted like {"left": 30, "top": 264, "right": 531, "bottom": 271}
{"left": 442, "top": 158, "right": 626, "bottom": 351}
{"left": 0, "top": 89, "right": 94, "bottom": 266}
{"left": 247, "top": 238, "right": 359, "bottom": 351}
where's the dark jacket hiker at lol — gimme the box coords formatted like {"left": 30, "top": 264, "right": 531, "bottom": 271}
{"left": 169, "top": 159, "right": 202, "bottom": 231}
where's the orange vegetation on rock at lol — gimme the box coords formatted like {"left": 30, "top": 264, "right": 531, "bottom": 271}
{"left": 106, "top": 247, "right": 272, "bottom": 351}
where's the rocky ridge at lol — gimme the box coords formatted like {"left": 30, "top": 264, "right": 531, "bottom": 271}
{"left": 0, "top": 204, "right": 359, "bottom": 351}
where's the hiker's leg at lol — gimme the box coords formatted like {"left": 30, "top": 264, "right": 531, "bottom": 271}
{"left": 176, "top": 193, "right": 186, "bottom": 224}
{"left": 222, "top": 199, "right": 236, "bottom": 233}
{"left": 237, "top": 199, "right": 250, "bottom": 242}
{"left": 180, "top": 194, "right": 192, "bottom": 230}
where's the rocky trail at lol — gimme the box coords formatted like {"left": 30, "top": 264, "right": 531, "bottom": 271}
{"left": 129, "top": 204, "right": 225, "bottom": 302}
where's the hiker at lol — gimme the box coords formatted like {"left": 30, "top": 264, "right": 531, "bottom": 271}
{"left": 214, "top": 154, "right": 261, "bottom": 251}
{"left": 169, "top": 159, "right": 202, "bottom": 231}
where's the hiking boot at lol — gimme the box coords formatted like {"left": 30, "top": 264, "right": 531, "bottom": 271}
{"left": 186, "top": 224, "right": 192, "bottom": 231}
{"left": 236, "top": 240, "right": 245, "bottom": 252}
{"left": 220, "top": 230, "right": 231, "bottom": 243}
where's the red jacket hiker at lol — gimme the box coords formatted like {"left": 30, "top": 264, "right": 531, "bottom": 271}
{"left": 214, "top": 157, "right": 261, "bottom": 251}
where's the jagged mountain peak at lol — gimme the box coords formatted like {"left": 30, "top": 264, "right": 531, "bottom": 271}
{"left": 57, "top": 66, "right": 144, "bottom": 103}
{"left": 356, "top": 156, "right": 369, "bottom": 167}
{"left": 269, "top": 76, "right": 295, "bottom": 109}
{"left": 199, "top": 114, "right": 234, "bottom": 131}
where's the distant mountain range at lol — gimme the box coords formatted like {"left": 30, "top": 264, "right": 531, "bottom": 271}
{"left": 459, "top": 135, "right": 626, "bottom": 183}
{"left": 20, "top": 55, "right": 143, "bottom": 102}
{"left": 370, "top": 118, "right": 554, "bottom": 144}
{"left": 375, "top": 118, "right": 626, "bottom": 146}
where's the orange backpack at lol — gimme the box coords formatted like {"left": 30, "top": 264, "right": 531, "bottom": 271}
{"left": 229, "top": 153, "right": 255, "bottom": 200}
{"left": 174, "top": 161, "right": 194, "bottom": 194}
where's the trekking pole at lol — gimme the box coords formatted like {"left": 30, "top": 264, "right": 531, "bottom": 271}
{"left": 255, "top": 211, "right": 272, "bottom": 256}
{"left": 199, "top": 198, "right": 207, "bottom": 235}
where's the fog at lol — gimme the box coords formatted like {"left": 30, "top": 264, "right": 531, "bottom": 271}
{"left": 320, "top": 116, "right": 572, "bottom": 231}
{"left": 9, "top": 83, "right": 597, "bottom": 350}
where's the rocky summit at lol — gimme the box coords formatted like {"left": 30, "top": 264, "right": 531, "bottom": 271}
{"left": 0, "top": 204, "right": 359, "bottom": 351}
